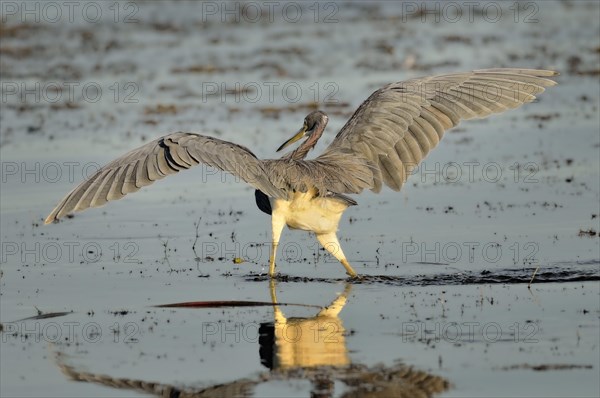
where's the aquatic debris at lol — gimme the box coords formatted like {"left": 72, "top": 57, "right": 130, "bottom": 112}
{"left": 12, "top": 311, "right": 73, "bottom": 322}
{"left": 578, "top": 228, "right": 598, "bottom": 238}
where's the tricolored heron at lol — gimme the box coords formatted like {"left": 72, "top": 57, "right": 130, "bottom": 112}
{"left": 46, "top": 68, "right": 558, "bottom": 278}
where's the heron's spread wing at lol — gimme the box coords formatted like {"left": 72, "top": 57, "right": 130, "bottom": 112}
{"left": 45, "top": 132, "right": 286, "bottom": 223}
{"left": 316, "top": 68, "right": 558, "bottom": 193}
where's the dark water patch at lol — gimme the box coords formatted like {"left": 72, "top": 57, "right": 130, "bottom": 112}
{"left": 499, "top": 363, "right": 594, "bottom": 371}
{"left": 246, "top": 262, "right": 600, "bottom": 286}
{"left": 155, "top": 300, "right": 320, "bottom": 309}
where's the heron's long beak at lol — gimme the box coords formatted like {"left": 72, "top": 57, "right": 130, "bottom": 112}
{"left": 276, "top": 126, "right": 306, "bottom": 152}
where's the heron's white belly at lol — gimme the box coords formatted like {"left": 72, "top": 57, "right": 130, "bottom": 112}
{"left": 271, "top": 192, "right": 347, "bottom": 235}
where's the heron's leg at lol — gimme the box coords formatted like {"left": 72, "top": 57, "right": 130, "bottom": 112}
{"left": 269, "top": 215, "right": 285, "bottom": 277}
{"left": 316, "top": 232, "right": 358, "bottom": 278}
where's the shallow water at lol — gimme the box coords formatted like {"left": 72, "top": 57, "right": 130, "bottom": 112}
{"left": 1, "top": 1, "right": 599, "bottom": 397}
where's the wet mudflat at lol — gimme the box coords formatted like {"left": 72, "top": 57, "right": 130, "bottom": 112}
{"left": 1, "top": 1, "right": 599, "bottom": 397}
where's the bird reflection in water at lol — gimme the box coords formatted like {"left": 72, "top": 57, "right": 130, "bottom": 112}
{"left": 259, "top": 280, "right": 350, "bottom": 371}
{"left": 56, "top": 282, "right": 450, "bottom": 397}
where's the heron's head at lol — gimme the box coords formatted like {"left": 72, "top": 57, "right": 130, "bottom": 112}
{"left": 276, "top": 111, "right": 329, "bottom": 152}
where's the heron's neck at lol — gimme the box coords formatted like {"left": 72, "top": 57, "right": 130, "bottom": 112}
{"left": 284, "top": 125, "right": 325, "bottom": 161}
{"left": 285, "top": 143, "right": 314, "bottom": 161}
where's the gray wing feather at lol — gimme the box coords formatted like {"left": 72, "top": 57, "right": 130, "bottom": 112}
{"left": 45, "top": 132, "right": 286, "bottom": 223}
{"left": 262, "top": 150, "right": 377, "bottom": 197}
{"left": 316, "top": 68, "right": 558, "bottom": 193}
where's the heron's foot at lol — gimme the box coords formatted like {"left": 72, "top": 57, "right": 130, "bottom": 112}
{"left": 341, "top": 259, "right": 358, "bottom": 278}
{"left": 347, "top": 273, "right": 365, "bottom": 281}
